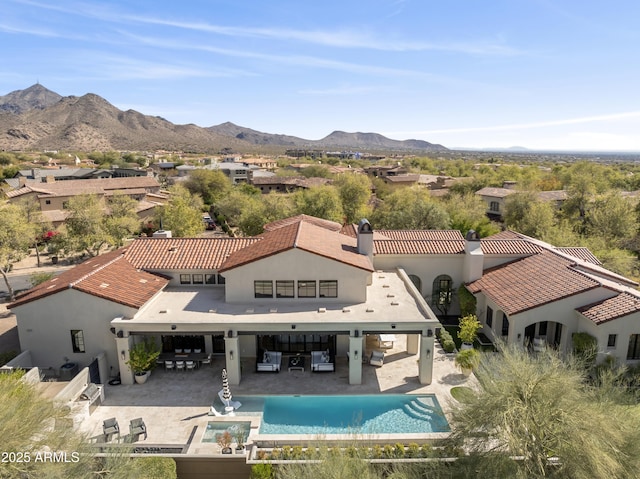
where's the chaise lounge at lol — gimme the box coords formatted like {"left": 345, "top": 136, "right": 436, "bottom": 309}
{"left": 256, "top": 350, "right": 282, "bottom": 372}
{"left": 311, "top": 350, "right": 334, "bottom": 372}
{"left": 369, "top": 350, "right": 385, "bottom": 367}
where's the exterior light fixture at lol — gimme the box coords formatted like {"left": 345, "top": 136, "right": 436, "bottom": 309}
{"left": 354, "top": 330, "right": 359, "bottom": 337}
{"left": 229, "top": 350, "right": 234, "bottom": 360}
{"left": 171, "top": 324, "right": 177, "bottom": 330}
{"left": 354, "top": 350, "right": 358, "bottom": 359}
{"left": 391, "top": 324, "right": 396, "bottom": 329}
{"left": 426, "top": 349, "right": 431, "bottom": 358}
{"left": 120, "top": 350, "right": 125, "bottom": 360}
{"left": 427, "top": 329, "right": 433, "bottom": 337}
{"left": 291, "top": 324, "right": 296, "bottom": 330}
{"left": 228, "top": 330, "right": 233, "bottom": 337}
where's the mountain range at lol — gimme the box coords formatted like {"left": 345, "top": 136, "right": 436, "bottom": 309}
{"left": 0, "top": 84, "right": 447, "bottom": 153}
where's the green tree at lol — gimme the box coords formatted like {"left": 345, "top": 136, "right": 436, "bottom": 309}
{"left": 371, "top": 187, "right": 450, "bottom": 230}
{"left": 293, "top": 185, "right": 344, "bottom": 222}
{"left": 104, "top": 194, "right": 141, "bottom": 247}
{"left": 184, "top": 169, "right": 231, "bottom": 205}
{"left": 334, "top": 174, "right": 372, "bottom": 224}
{"left": 0, "top": 204, "right": 37, "bottom": 300}
{"left": 448, "top": 344, "right": 640, "bottom": 478}
{"left": 561, "top": 161, "right": 611, "bottom": 233}
{"left": 504, "top": 192, "right": 556, "bottom": 239}
{"left": 587, "top": 191, "right": 636, "bottom": 247}
{"left": 442, "top": 192, "right": 499, "bottom": 237}
{"left": 154, "top": 185, "right": 204, "bottom": 237}
{"left": 65, "top": 194, "right": 111, "bottom": 257}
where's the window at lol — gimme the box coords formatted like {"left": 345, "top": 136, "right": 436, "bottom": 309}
{"left": 254, "top": 280, "right": 273, "bottom": 298}
{"left": 489, "top": 201, "right": 500, "bottom": 212}
{"left": 432, "top": 275, "right": 453, "bottom": 307}
{"left": 45, "top": 199, "right": 51, "bottom": 205}
{"left": 298, "top": 280, "right": 316, "bottom": 298}
{"left": 607, "top": 334, "right": 617, "bottom": 348}
{"left": 276, "top": 281, "right": 294, "bottom": 298}
{"left": 179, "top": 274, "right": 191, "bottom": 284}
{"left": 486, "top": 306, "right": 493, "bottom": 328}
{"left": 538, "top": 321, "right": 548, "bottom": 336}
{"left": 205, "top": 274, "right": 216, "bottom": 285}
{"left": 70, "top": 330, "right": 85, "bottom": 353}
{"left": 192, "top": 274, "right": 203, "bottom": 285}
{"left": 501, "top": 313, "right": 509, "bottom": 337}
{"left": 628, "top": 334, "right": 640, "bottom": 360}
{"left": 217, "top": 274, "right": 226, "bottom": 285}
{"left": 319, "top": 280, "right": 338, "bottom": 298}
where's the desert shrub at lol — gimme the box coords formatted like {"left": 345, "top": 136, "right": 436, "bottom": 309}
{"left": 407, "top": 443, "right": 420, "bottom": 458}
{"left": 250, "top": 463, "right": 274, "bottom": 479}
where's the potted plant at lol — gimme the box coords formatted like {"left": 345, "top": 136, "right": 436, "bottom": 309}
{"left": 455, "top": 348, "right": 481, "bottom": 377}
{"left": 126, "top": 337, "right": 160, "bottom": 384}
{"left": 217, "top": 430, "right": 233, "bottom": 454}
{"left": 233, "top": 425, "right": 247, "bottom": 452}
{"left": 457, "top": 314, "right": 482, "bottom": 349}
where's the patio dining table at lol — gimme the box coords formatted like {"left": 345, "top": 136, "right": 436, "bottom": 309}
{"left": 158, "top": 352, "right": 209, "bottom": 367}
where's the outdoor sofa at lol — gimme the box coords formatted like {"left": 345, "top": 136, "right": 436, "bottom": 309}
{"left": 256, "top": 350, "right": 282, "bottom": 372}
{"left": 311, "top": 350, "right": 334, "bottom": 372}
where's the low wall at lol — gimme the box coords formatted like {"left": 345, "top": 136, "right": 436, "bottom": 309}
{"left": 2, "top": 349, "right": 34, "bottom": 369}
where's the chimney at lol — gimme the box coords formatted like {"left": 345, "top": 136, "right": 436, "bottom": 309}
{"left": 45, "top": 175, "right": 55, "bottom": 183}
{"left": 502, "top": 180, "right": 517, "bottom": 190}
{"left": 357, "top": 219, "right": 374, "bottom": 259}
{"left": 463, "top": 230, "right": 483, "bottom": 283}
{"left": 152, "top": 230, "right": 172, "bottom": 238}
{"left": 18, "top": 177, "right": 26, "bottom": 187}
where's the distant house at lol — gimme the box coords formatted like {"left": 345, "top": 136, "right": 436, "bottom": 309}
{"left": 5, "top": 176, "right": 165, "bottom": 226}
{"left": 251, "top": 176, "right": 331, "bottom": 194}
{"left": 475, "top": 182, "right": 568, "bottom": 220}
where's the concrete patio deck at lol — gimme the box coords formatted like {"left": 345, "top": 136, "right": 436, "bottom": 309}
{"left": 78, "top": 334, "right": 476, "bottom": 455}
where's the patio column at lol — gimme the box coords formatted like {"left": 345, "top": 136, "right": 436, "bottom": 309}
{"left": 348, "top": 335, "right": 363, "bottom": 385}
{"left": 224, "top": 335, "right": 241, "bottom": 385}
{"left": 116, "top": 332, "right": 134, "bottom": 385}
{"left": 406, "top": 334, "right": 419, "bottom": 354}
{"left": 417, "top": 332, "right": 434, "bottom": 385}
{"left": 204, "top": 334, "right": 213, "bottom": 355}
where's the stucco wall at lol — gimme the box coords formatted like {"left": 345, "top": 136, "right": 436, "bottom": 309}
{"left": 576, "top": 312, "right": 640, "bottom": 365}
{"left": 223, "top": 249, "right": 370, "bottom": 303}
{"left": 12, "top": 289, "right": 137, "bottom": 376}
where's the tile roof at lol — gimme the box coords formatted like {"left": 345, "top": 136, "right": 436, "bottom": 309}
{"left": 263, "top": 215, "right": 343, "bottom": 232}
{"left": 555, "top": 247, "right": 602, "bottom": 265}
{"left": 384, "top": 174, "right": 420, "bottom": 183}
{"left": 480, "top": 239, "right": 544, "bottom": 255}
{"left": 475, "top": 187, "right": 517, "bottom": 198}
{"left": 576, "top": 292, "right": 640, "bottom": 324}
{"left": 125, "top": 237, "right": 259, "bottom": 270}
{"left": 6, "top": 176, "right": 160, "bottom": 199}
{"left": 466, "top": 251, "right": 601, "bottom": 315}
{"left": 374, "top": 240, "right": 465, "bottom": 255}
{"left": 377, "top": 229, "right": 465, "bottom": 241}
{"left": 219, "top": 220, "right": 373, "bottom": 272}
{"left": 10, "top": 249, "right": 168, "bottom": 309}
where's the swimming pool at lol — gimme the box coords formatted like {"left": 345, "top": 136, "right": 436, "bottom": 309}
{"left": 202, "top": 421, "right": 252, "bottom": 443}
{"left": 255, "top": 394, "right": 450, "bottom": 435}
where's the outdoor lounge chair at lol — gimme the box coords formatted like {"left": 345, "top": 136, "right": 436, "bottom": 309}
{"left": 129, "top": 417, "right": 147, "bottom": 440}
{"left": 311, "top": 350, "right": 335, "bottom": 372}
{"left": 218, "top": 389, "right": 242, "bottom": 410}
{"left": 103, "top": 417, "right": 120, "bottom": 440}
{"left": 369, "top": 350, "right": 385, "bottom": 367}
{"left": 256, "top": 350, "right": 282, "bottom": 372}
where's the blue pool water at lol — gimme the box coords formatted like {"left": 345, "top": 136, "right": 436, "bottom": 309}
{"left": 243, "top": 394, "right": 449, "bottom": 435}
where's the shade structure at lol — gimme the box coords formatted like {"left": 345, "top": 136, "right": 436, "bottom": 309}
{"left": 221, "top": 368, "right": 232, "bottom": 407}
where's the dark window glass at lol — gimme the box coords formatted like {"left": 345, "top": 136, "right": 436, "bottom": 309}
{"left": 254, "top": 281, "right": 273, "bottom": 298}
{"left": 627, "top": 334, "right": 640, "bottom": 359}
{"left": 179, "top": 274, "right": 191, "bottom": 284}
{"left": 217, "top": 274, "right": 226, "bottom": 285}
{"left": 607, "top": 334, "right": 617, "bottom": 348}
{"left": 276, "top": 281, "right": 294, "bottom": 298}
{"left": 192, "top": 274, "right": 204, "bottom": 284}
{"left": 319, "top": 280, "right": 338, "bottom": 298}
{"left": 205, "top": 274, "right": 216, "bottom": 284}
{"left": 501, "top": 314, "right": 509, "bottom": 336}
{"left": 71, "top": 330, "right": 85, "bottom": 353}
{"left": 538, "top": 321, "right": 548, "bottom": 336}
{"left": 298, "top": 281, "right": 316, "bottom": 298}
{"left": 486, "top": 306, "right": 493, "bottom": 328}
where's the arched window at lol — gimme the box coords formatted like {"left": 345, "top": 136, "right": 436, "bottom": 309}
{"left": 408, "top": 274, "right": 422, "bottom": 294}
{"left": 432, "top": 275, "right": 453, "bottom": 312}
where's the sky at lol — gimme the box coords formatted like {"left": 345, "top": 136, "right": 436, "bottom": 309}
{"left": 2, "top": 0, "right": 640, "bottom": 152}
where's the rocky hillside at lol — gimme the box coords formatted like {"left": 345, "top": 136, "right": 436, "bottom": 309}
{"left": 0, "top": 85, "right": 447, "bottom": 153}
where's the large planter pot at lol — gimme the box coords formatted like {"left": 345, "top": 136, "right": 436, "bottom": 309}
{"left": 460, "top": 367, "right": 473, "bottom": 377}
{"left": 221, "top": 447, "right": 233, "bottom": 454}
{"left": 134, "top": 371, "right": 150, "bottom": 384}
{"left": 460, "top": 342, "right": 474, "bottom": 350}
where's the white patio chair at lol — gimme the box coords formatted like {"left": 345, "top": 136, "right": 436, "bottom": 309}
{"left": 201, "top": 353, "right": 212, "bottom": 367}
{"left": 369, "top": 350, "right": 385, "bottom": 367}
{"left": 175, "top": 360, "right": 185, "bottom": 372}
{"left": 186, "top": 360, "right": 195, "bottom": 371}
{"left": 183, "top": 348, "right": 192, "bottom": 354}
{"left": 165, "top": 360, "right": 174, "bottom": 371}
{"left": 194, "top": 348, "right": 202, "bottom": 353}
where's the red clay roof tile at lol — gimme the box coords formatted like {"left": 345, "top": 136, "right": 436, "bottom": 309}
{"left": 577, "top": 292, "right": 640, "bottom": 324}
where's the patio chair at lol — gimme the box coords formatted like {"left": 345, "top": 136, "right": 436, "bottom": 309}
{"left": 175, "top": 360, "right": 185, "bottom": 372}
{"left": 164, "top": 360, "right": 174, "bottom": 371}
{"left": 201, "top": 353, "right": 212, "bottom": 367}
{"left": 103, "top": 417, "right": 120, "bottom": 440}
{"left": 129, "top": 417, "right": 147, "bottom": 440}
{"left": 186, "top": 360, "right": 196, "bottom": 371}
{"left": 369, "top": 350, "right": 385, "bottom": 367}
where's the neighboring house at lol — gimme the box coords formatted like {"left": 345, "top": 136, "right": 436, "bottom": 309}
{"left": 476, "top": 183, "right": 568, "bottom": 219}
{"left": 5, "top": 176, "right": 165, "bottom": 226}
{"left": 9, "top": 214, "right": 640, "bottom": 391}
{"left": 5, "top": 167, "right": 152, "bottom": 190}
{"left": 250, "top": 176, "right": 331, "bottom": 194}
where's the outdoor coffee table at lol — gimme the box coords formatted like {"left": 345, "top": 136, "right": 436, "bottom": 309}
{"left": 287, "top": 355, "right": 305, "bottom": 372}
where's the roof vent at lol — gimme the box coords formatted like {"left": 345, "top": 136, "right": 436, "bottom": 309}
{"left": 209, "top": 309, "right": 217, "bottom": 313}
{"left": 159, "top": 309, "right": 169, "bottom": 314}
{"left": 99, "top": 283, "right": 109, "bottom": 288}
{"left": 342, "top": 307, "right": 351, "bottom": 313}
{"left": 366, "top": 308, "right": 374, "bottom": 313}
{"left": 318, "top": 307, "right": 326, "bottom": 313}
{"left": 383, "top": 284, "right": 390, "bottom": 289}
{"left": 168, "top": 246, "right": 177, "bottom": 252}
{"left": 387, "top": 293, "right": 395, "bottom": 298}
{"left": 390, "top": 301, "right": 399, "bottom": 306}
